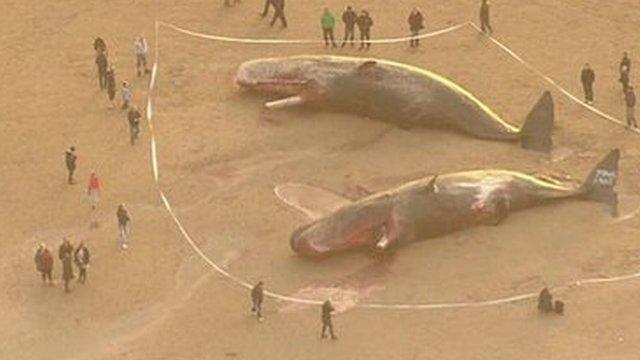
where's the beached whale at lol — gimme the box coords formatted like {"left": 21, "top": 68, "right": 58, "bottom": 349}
{"left": 236, "top": 55, "right": 555, "bottom": 151}
{"left": 275, "top": 149, "right": 619, "bottom": 257}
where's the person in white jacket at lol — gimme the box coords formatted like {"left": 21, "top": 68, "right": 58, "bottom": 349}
{"left": 134, "top": 35, "right": 150, "bottom": 77}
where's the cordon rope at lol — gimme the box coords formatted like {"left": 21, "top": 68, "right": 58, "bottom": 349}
{"left": 145, "top": 20, "right": 640, "bottom": 310}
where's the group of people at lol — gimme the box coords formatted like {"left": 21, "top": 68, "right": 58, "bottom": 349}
{"left": 250, "top": 281, "right": 338, "bottom": 339}
{"left": 537, "top": 287, "right": 564, "bottom": 316}
{"left": 93, "top": 36, "right": 145, "bottom": 143}
{"left": 580, "top": 52, "right": 637, "bottom": 128}
{"left": 39, "top": 34, "right": 143, "bottom": 292}
{"left": 246, "top": 1, "right": 494, "bottom": 50}
{"left": 34, "top": 239, "right": 91, "bottom": 293}
{"left": 319, "top": 6, "right": 373, "bottom": 50}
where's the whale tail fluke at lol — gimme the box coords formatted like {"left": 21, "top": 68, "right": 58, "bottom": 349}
{"left": 519, "top": 91, "right": 554, "bottom": 152}
{"left": 582, "top": 149, "right": 620, "bottom": 216}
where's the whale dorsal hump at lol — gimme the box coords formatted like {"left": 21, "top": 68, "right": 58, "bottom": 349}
{"left": 356, "top": 60, "right": 378, "bottom": 74}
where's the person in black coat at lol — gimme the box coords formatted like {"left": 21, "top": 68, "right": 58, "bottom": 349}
{"left": 480, "top": 0, "right": 493, "bottom": 34}
{"left": 340, "top": 6, "right": 358, "bottom": 48}
{"left": 251, "top": 281, "right": 265, "bottom": 321}
{"left": 65, "top": 146, "right": 77, "bottom": 184}
{"left": 270, "top": 0, "right": 287, "bottom": 28}
{"left": 580, "top": 63, "right": 595, "bottom": 104}
{"left": 74, "top": 242, "right": 90, "bottom": 284}
{"left": 408, "top": 8, "right": 424, "bottom": 48}
{"left": 320, "top": 300, "right": 337, "bottom": 339}
{"left": 356, "top": 10, "right": 373, "bottom": 50}
{"left": 127, "top": 106, "right": 142, "bottom": 145}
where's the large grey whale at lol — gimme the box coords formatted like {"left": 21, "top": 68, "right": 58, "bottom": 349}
{"left": 236, "top": 55, "right": 555, "bottom": 152}
{"left": 275, "top": 149, "right": 619, "bottom": 257}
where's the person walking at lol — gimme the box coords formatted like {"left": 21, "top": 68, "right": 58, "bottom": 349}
{"left": 106, "top": 65, "right": 117, "bottom": 108}
{"left": 270, "top": 0, "right": 287, "bottom": 28}
{"left": 61, "top": 252, "right": 74, "bottom": 293}
{"left": 480, "top": 0, "right": 493, "bottom": 34}
{"left": 127, "top": 106, "right": 142, "bottom": 145}
{"left": 74, "top": 242, "right": 90, "bottom": 284}
{"left": 356, "top": 10, "right": 373, "bottom": 50}
{"left": 251, "top": 281, "right": 265, "bottom": 321}
{"left": 625, "top": 86, "right": 637, "bottom": 128}
{"left": 65, "top": 146, "right": 77, "bottom": 185}
{"left": 95, "top": 49, "right": 108, "bottom": 91}
{"left": 87, "top": 172, "right": 101, "bottom": 210}
{"left": 134, "top": 35, "right": 151, "bottom": 77}
{"left": 260, "top": 0, "right": 276, "bottom": 17}
{"left": 121, "top": 81, "right": 133, "bottom": 110}
{"left": 321, "top": 300, "right": 337, "bottom": 339}
{"left": 408, "top": 8, "right": 424, "bottom": 48}
{"left": 321, "top": 8, "right": 337, "bottom": 48}
{"left": 34, "top": 243, "right": 53, "bottom": 285}
{"left": 340, "top": 6, "right": 358, "bottom": 48}
{"left": 580, "top": 63, "right": 596, "bottom": 104}
{"left": 117, "top": 204, "right": 131, "bottom": 249}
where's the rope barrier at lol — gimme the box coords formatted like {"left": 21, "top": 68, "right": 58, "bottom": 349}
{"left": 144, "top": 20, "right": 640, "bottom": 310}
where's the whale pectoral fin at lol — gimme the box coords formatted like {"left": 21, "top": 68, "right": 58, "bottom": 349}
{"left": 265, "top": 95, "right": 305, "bottom": 110}
{"left": 274, "top": 183, "right": 353, "bottom": 220}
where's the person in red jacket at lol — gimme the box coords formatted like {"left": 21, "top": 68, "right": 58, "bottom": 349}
{"left": 87, "top": 172, "right": 102, "bottom": 210}
{"left": 34, "top": 243, "right": 53, "bottom": 285}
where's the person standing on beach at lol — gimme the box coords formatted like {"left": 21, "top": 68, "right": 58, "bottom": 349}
{"left": 117, "top": 204, "right": 131, "bottom": 249}
{"left": 408, "top": 8, "right": 424, "bottom": 48}
{"left": 580, "top": 63, "right": 595, "bottom": 104}
{"left": 356, "top": 10, "right": 373, "bottom": 50}
{"left": 127, "top": 106, "right": 142, "bottom": 145}
{"left": 65, "top": 146, "right": 77, "bottom": 185}
{"left": 321, "top": 8, "right": 338, "bottom": 48}
{"left": 321, "top": 300, "right": 337, "bottom": 340}
{"left": 134, "top": 35, "right": 151, "bottom": 77}
{"left": 34, "top": 243, "right": 53, "bottom": 285}
{"left": 74, "top": 242, "right": 90, "bottom": 284}
{"left": 87, "top": 172, "right": 101, "bottom": 210}
{"left": 340, "top": 6, "right": 357, "bottom": 48}
{"left": 251, "top": 281, "right": 265, "bottom": 321}
{"left": 480, "top": 0, "right": 493, "bottom": 34}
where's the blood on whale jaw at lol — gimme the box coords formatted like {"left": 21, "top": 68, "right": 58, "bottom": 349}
{"left": 290, "top": 222, "right": 382, "bottom": 257}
